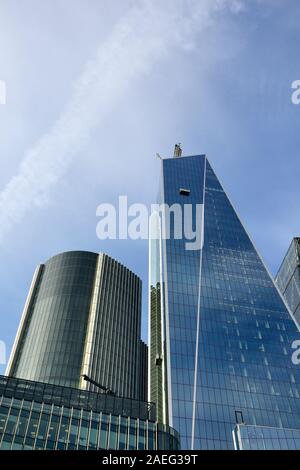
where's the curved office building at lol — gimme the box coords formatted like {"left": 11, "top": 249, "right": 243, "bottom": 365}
{"left": 6, "top": 251, "right": 146, "bottom": 401}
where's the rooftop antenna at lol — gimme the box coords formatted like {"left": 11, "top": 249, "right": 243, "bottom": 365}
{"left": 173, "top": 143, "right": 182, "bottom": 158}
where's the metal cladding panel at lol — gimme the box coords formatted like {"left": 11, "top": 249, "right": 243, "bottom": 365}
{"left": 81, "top": 254, "right": 143, "bottom": 400}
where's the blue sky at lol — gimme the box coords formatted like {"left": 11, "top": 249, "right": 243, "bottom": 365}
{"left": 0, "top": 0, "right": 299, "bottom": 374}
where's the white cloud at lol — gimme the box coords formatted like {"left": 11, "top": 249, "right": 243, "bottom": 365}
{"left": 0, "top": 0, "right": 244, "bottom": 243}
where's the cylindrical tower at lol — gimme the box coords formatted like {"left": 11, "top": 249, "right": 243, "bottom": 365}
{"left": 6, "top": 251, "right": 145, "bottom": 400}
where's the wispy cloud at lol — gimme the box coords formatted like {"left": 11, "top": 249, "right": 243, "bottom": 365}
{"left": 0, "top": 0, "right": 244, "bottom": 243}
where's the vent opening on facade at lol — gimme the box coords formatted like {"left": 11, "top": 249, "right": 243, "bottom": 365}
{"left": 179, "top": 188, "right": 190, "bottom": 196}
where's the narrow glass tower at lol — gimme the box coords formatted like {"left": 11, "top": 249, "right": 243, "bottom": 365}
{"left": 276, "top": 237, "right": 300, "bottom": 329}
{"left": 149, "top": 152, "right": 300, "bottom": 449}
{"left": 6, "top": 251, "right": 146, "bottom": 401}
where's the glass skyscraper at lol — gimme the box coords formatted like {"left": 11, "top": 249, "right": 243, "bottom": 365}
{"left": 6, "top": 251, "right": 146, "bottom": 401}
{"left": 3, "top": 250, "right": 180, "bottom": 451}
{"left": 149, "top": 152, "right": 300, "bottom": 450}
{"left": 276, "top": 238, "right": 300, "bottom": 329}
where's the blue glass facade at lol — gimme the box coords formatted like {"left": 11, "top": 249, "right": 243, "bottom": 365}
{"left": 149, "top": 154, "right": 300, "bottom": 449}
{"left": 234, "top": 424, "right": 300, "bottom": 450}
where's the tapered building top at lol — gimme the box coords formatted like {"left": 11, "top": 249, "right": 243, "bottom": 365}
{"left": 149, "top": 152, "right": 300, "bottom": 449}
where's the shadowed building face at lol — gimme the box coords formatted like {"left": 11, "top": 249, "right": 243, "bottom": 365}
{"left": 276, "top": 238, "right": 300, "bottom": 329}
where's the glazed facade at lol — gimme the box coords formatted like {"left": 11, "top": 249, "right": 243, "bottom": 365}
{"left": 6, "top": 251, "right": 146, "bottom": 401}
{"left": 234, "top": 424, "right": 300, "bottom": 450}
{"left": 149, "top": 153, "right": 300, "bottom": 449}
{"left": 276, "top": 238, "right": 300, "bottom": 329}
{"left": 0, "top": 375, "right": 179, "bottom": 450}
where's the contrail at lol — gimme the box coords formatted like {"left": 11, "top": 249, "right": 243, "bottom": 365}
{"left": 0, "top": 0, "right": 244, "bottom": 243}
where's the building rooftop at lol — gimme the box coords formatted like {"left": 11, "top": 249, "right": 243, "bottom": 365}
{"left": 0, "top": 375, "right": 156, "bottom": 421}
